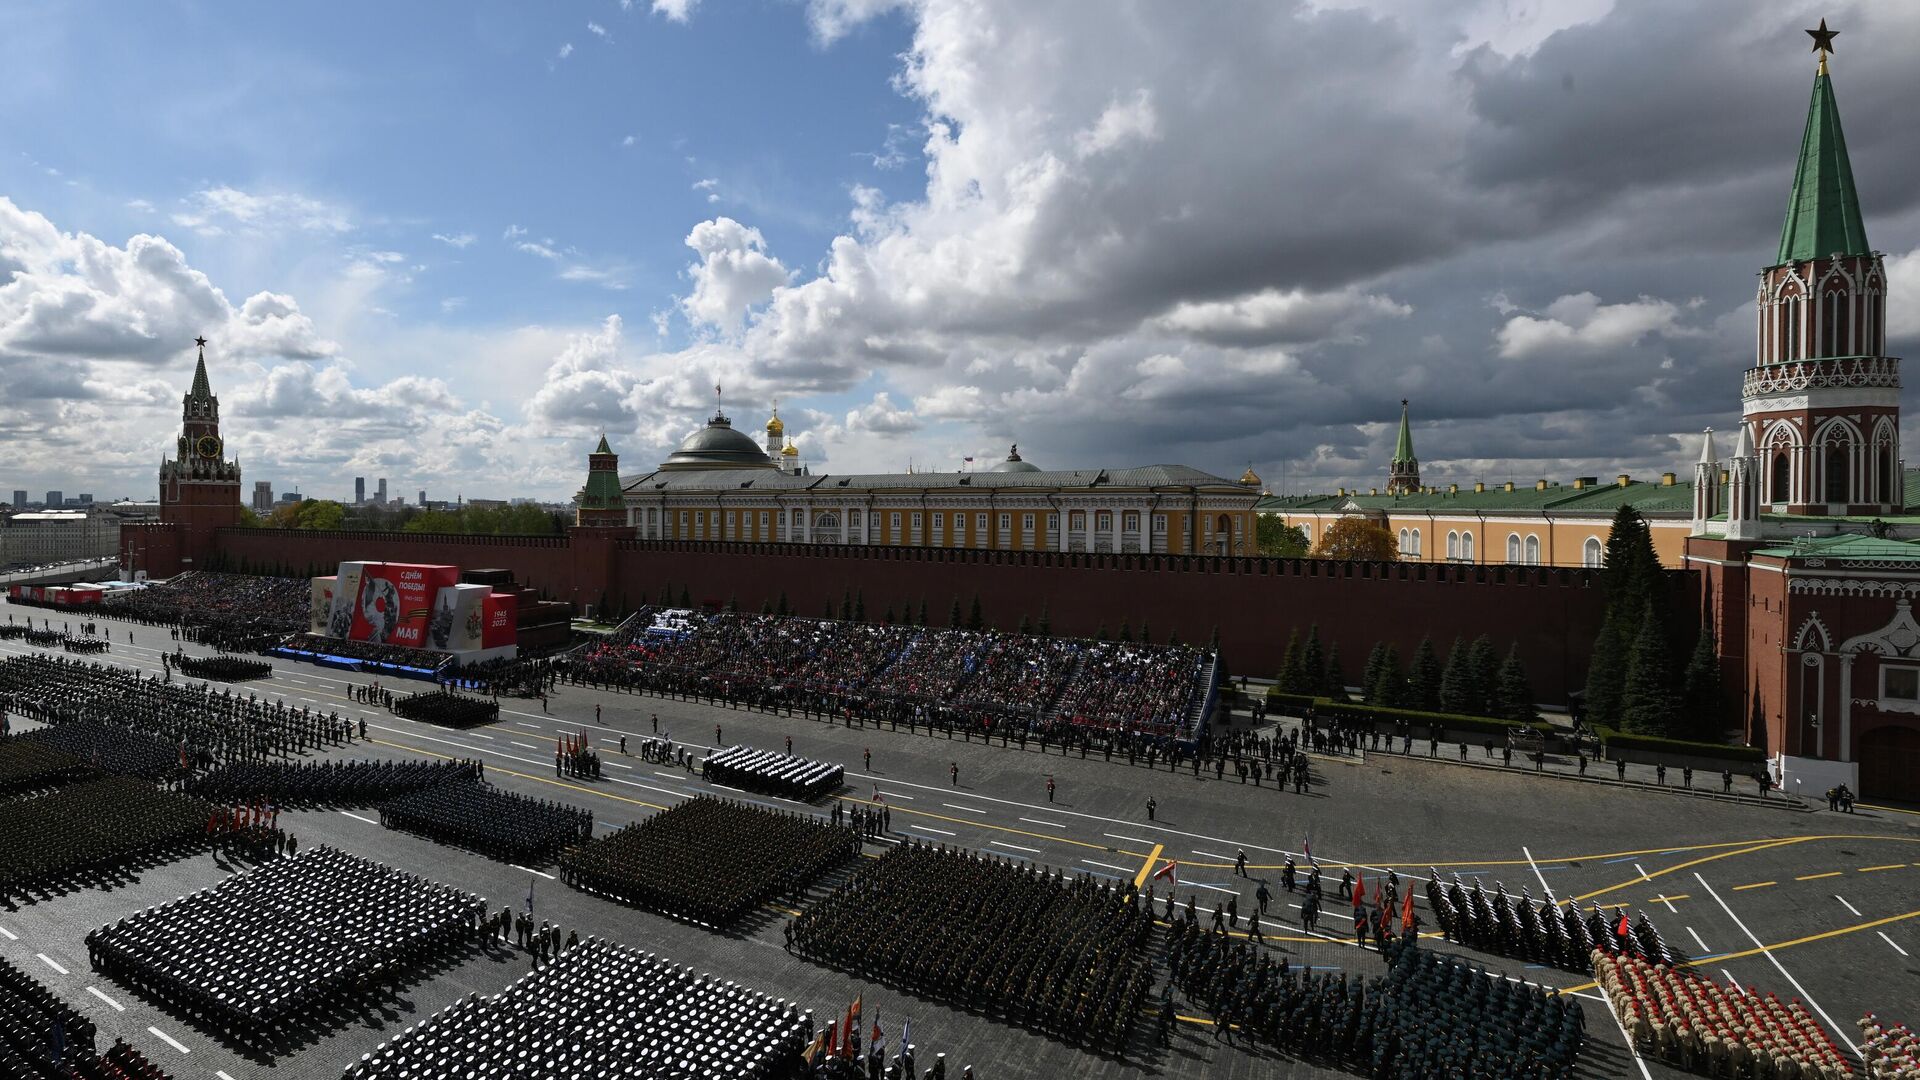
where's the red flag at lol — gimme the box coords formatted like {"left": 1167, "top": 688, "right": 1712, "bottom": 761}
{"left": 1153, "top": 859, "right": 1178, "bottom": 885}
{"left": 842, "top": 996, "right": 862, "bottom": 1058}
{"left": 1352, "top": 872, "right": 1365, "bottom": 908}
{"left": 823, "top": 1019, "right": 837, "bottom": 1058}
{"left": 1401, "top": 888, "right": 1416, "bottom": 932}
{"left": 1616, "top": 911, "right": 1631, "bottom": 939}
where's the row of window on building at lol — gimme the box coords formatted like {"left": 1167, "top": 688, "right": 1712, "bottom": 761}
{"left": 1389, "top": 527, "right": 1605, "bottom": 568}
{"left": 627, "top": 506, "right": 1242, "bottom": 553}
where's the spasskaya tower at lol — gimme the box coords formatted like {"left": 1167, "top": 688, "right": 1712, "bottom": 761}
{"left": 157, "top": 336, "right": 243, "bottom": 567}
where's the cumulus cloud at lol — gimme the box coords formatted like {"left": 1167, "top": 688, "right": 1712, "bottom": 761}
{"left": 845, "top": 391, "right": 920, "bottom": 434}
{"left": 431, "top": 232, "right": 475, "bottom": 248}
{"left": 679, "top": 218, "right": 791, "bottom": 332}
{"left": 652, "top": 0, "right": 700, "bottom": 22}
{"left": 1150, "top": 287, "right": 1411, "bottom": 347}
{"left": 1495, "top": 291, "right": 1696, "bottom": 360}
{"left": 524, "top": 315, "right": 640, "bottom": 427}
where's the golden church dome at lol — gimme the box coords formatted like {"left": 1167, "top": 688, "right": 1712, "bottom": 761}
{"left": 766, "top": 410, "right": 784, "bottom": 436}
{"left": 1239, "top": 464, "right": 1262, "bottom": 487}
{"left": 780, "top": 439, "right": 799, "bottom": 457}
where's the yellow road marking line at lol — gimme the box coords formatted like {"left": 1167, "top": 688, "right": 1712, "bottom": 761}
{"left": 1796, "top": 872, "right": 1843, "bottom": 881}
{"left": 1857, "top": 802, "right": 1920, "bottom": 817}
{"left": 1560, "top": 907, "right": 1920, "bottom": 994}
{"left": 1648, "top": 894, "right": 1689, "bottom": 904}
{"left": 1568, "top": 838, "right": 1810, "bottom": 904}
{"left": 1732, "top": 881, "right": 1776, "bottom": 891}
{"left": 1135, "top": 844, "right": 1165, "bottom": 889}
{"left": 1859, "top": 864, "right": 1905, "bottom": 872}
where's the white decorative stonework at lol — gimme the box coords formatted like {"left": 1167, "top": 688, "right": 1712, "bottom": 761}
{"left": 1741, "top": 356, "right": 1900, "bottom": 398}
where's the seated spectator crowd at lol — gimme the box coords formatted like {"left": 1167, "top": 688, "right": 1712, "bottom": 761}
{"left": 86, "top": 847, "right": 489, "bottom": 1042}
{"left": 561, "top": 795, "right": 858, "bottom": 928}
{"left": 106, "top": 572, "right": 310, "bottom": 651}
{"left": 558, "top": 609, "right": 1209, "bottom": 743}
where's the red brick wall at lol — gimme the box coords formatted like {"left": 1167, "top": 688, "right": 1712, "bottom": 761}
{"left": 177, "top": 528, "right": 1697, "bottom": 703}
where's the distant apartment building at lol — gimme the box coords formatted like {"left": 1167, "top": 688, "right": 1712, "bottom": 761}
{"left": 418, "top": 489, "right": 427, "bottom": 506}
{"left": 354, "top": 477, "right": 365, "bottom": 504}
{"left": 1, "top": 508, "right": 121, "bottom": 565}
{"left": 10, "top": 491, "right": 24, "bottom": 510}
{"left": 376, "top": 478, "right": 388, "bottom": 504}
{"left": 43, "top": 491, "right": 61, "bottom": 508}
{"left": 252, "top": 481, "right": 273, "bottom": 511}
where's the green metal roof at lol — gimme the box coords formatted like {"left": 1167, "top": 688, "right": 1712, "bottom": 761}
{"left": 189, "top": 350, "right": 212, "bottom": 400}
{"left": 593, "top": 434, "right": 613, "bottom": 455}
{"left": 1391, "top": 401, "right": 1416, "bottom": 466}
{"left": 1753, "top": 533, "right": 1920, "bottom": 561}
{"left": 1776, "top": 70, "right": 1869, "bottom": 265}
{"left": 1260, "top": 479, "right": 1699, "bottom": 517}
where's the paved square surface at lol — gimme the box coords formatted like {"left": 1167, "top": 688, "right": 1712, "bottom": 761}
{"left": 3, "top": 601, "right": 1916, "bottom": 1079}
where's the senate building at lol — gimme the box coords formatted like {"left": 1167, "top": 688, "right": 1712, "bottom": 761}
{"left": 575, "top": 406, "right": 1263, "bottom": 557}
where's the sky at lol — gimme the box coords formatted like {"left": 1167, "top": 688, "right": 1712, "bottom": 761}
{"left": 2, "top": 0, "right": 1918, "bottom": 504}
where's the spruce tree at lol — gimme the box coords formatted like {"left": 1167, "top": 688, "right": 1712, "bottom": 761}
{"left": 679, "top": 585, "right": 692, "bottom": 608}
{"left": 1439, "top": 637, "right": 1471, "bottom": 714}
{"left": 1037, "top": 603, "right": 1052, "bottom": 637}
{"left": 726, "top": 594, "right": 738, "bottom": 613}
{"left": 1118, "top": 619, "right": 1133, "bottom": 643}
{"left": 762, "top": 598, "right": 774, "bottom": 615}
{"left": 1370, "top": 645, "right": 1404, "bottom": 707}
{"left": 968, "top": 594, "right": 985, "bottom": 631}
{"left": 1300, "top": 625, "right": 1326, "bottom": 697}
{"left": 1586, "top": 504, "right": 1667, "bottom": 728}
{"left": 1278, "top": 629, "right": 1302, "bottom": 691}
{"left": 841, "top": 588, "right": 852, "bottom": 621}
{"left": 1621, "top": 600, "right": 1679, "bottom": 735}
{"left": 1139, "top": 618, "right": 1152, "bottom": 646}
{"left": 776, "top": 591, "right": 790, "bottom": 617}
{"left": 1096, "top": 622, "right": 1109, "bottom": 641}
{"left": 1496, "top": 644, "right": 1536, "bottom": 722}
{"left": 855, "top": 591, "right": 866, "bottom": 623}
{"left": 949, "top": 596, "right": 963, "bottom": 629}
{"left": 1360, "top": 643, "right": 1389, "bottom": 704}
{"left": 1017, "top": 613, "right": 1032, "bottom": 636}
{"left": 1680, "top": 620, "right": 1725, "bottom": 739}
{"left": 918, "top": 598, "right": 929, "bottom": 626}
{"left": 1466, "top": 635, "right": 1499, "bottom": 718}
{"left": 884, "top": 603, "right": 895, "bottom": 624}
{"left": 1324, "top": 643, "right": 1347, "bottom": 702}
{"left": 1409, "top": 636, "right": 1443, "bottom": 711}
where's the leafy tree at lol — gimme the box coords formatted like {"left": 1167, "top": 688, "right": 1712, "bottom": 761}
{"left": 235, "top": 507, "right": 263, "bottom": 528}
{"left": 1621, "top": 601, "right": 1679, "bottom": 735}
{"left": 1495, "top": 645, "right": 1537, "bottom": 722}
{"left": 968, "top": 594, "right": 985, "bottom": 631}
{"left": 1278, "top": 628, "right": 1303, "bottom": 690}
{"left": 1438, "top": 637, "right": 1471, "bottom": 713}
{"left": 1300, "top": 624, "right": 1327, "bottom": 697}
{"left": 1255, "top": 516, "right": 1311, "bottom": 557}
{"left": 1408, "top": 636, "right": 1443, "bottom": 711}
{"left": 1680, "top": 619, "right": 1725, "bottom": 739}
{"left": 291, "top": 500, "right": 346, "bottom": 530}
{"left": 1315, "top": 517, "right": 1399, "bottom": 561}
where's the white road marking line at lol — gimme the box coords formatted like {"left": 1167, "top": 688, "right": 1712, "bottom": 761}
{"left": 465, "top": 731, "right": 495, "bottom": 741}
{"left": 87, "top": 986, "right": 125, "bottom": 1012}
{"left": 218, "top": 1071, "right": 240, "bottom": 1080}
{"left": 654, "top": 771, "right": 686, "bottom": 780}
{"left": 1019, "top": 817, "right": 1066, "bottom": 829}
{"left": 299, "top": 697, "right": 318, "bottom": 703}
{"left": 36, "top": 953, "right": 67, "bottom": 975}
{"left": 0, "top": 925, "right": 15, "bottom": 941}
{"left": 1102, "top": 833, "right": 1158, "bottom": 846}
{"left": 512, "top": 864, "right": 555, "bottom": 880}
{"left": 147, "top": 1026, "right": 190, "bottom": 1054}
{"left": 1634, "top": 862, "right": 1652, "bottom": 883}
{"left": 877, "top": 791, "right": 914, "bottom": 800}
{"left": 1723, "top": 970, "right": 1743, "bottom": 992}
{"left": 1835, "top": 894, "right": 1863, "bottom": 917}
{"left": 1082, "top": 859, "right": 1133, "bottom": 873}
{"left": 1193, "top": 849, "right": 1237, "bottom": 861}
{"left": 1879, "top": 932, "right": 1910, "bottom": 956}
{"left": 942, "top": 803, "right": 987, "bottom": 814}
{"left": 908, "top": 824, "right": 956, "bottom": 836}
{"left": 339, "top": 811, "right": 377, "bottom": 825}
{"left": 517, "top": 721, "right": 542, "bottom": 730}
{"left": 605, "top": 760, "right": 632, "bottom": 769}
{"left": 1598, "top": 994, "right": 1656, "bottom": 1080}
{"left": 510, "top": 741, "right": 539, "bottom": 750}
{"left": 1188, "top": 881, "right": 1239, "bottom": 894}
{"left": 1523, "top": 846, "right": 1556, "bottom": 903}
{"left": 1687, "top": 926, "right": 1710, "bottom": 954}
{"left": 990, "top": 840, "right": 1041, "bottom": 854}
{"left": 1696, "top": 872, "right": 1858, "bottom": 1056}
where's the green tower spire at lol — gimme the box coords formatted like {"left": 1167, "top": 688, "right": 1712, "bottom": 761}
{"left": 1776, "top": 56, "right": 1869, "bottom": 265}
{"left": 189, "top": 335, "right": 212, "bottom": 400}
{"left": 1392, "top": 399, "right": 1415, "bottom": 466}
